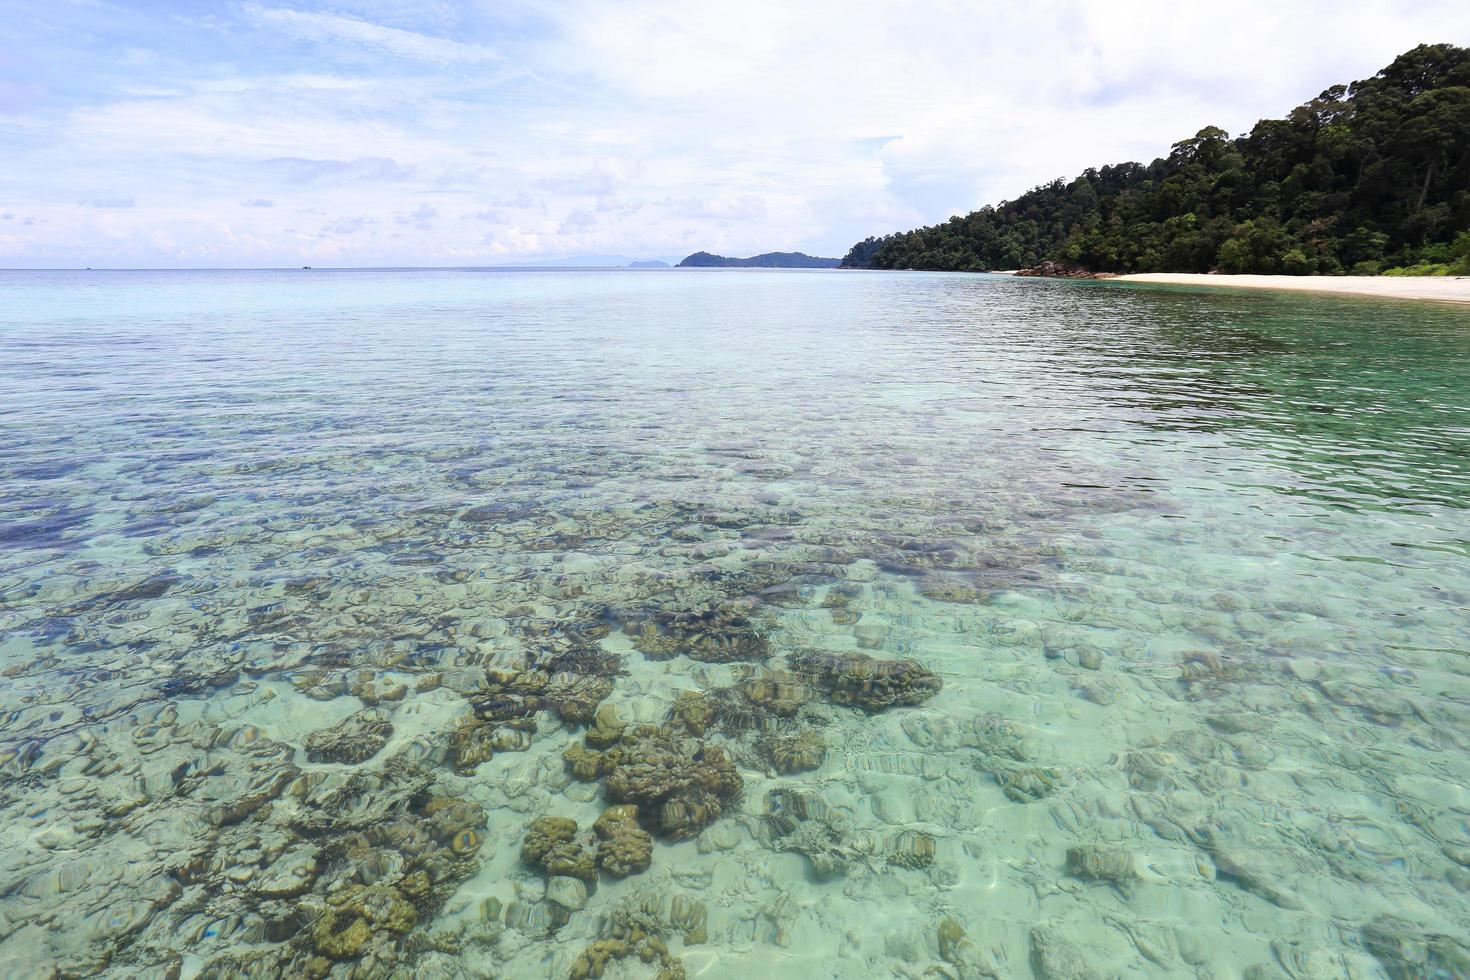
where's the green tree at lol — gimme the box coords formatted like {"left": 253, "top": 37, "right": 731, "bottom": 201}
{"left": 841, "top": 44, "right": 1470, "bottom": 277}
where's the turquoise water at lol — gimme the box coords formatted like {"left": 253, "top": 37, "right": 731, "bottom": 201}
{"left": 1, "top": 268, "right": 1467, "bottom": 978}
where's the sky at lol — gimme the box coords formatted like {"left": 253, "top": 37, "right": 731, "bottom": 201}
{"left": 2, "top": 1, "right": 1468, "bottom": 268}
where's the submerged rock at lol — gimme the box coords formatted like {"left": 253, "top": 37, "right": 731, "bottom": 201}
{"left": 545, "top": 875, "right": 588, "bottom": 911}
{"left": 992, "top": 764, "right": 1057, "bottom": 803}
{"left": 1015, "top": 260, "right": 1108, "bottom": 279}
{"left": 937, "top": 917, "right": 976, "bottom": 968}
{"left": 1207, "top": 845, "right": 1303, "bottom": 910}
{"left": 1031, "top": 924, "right": 1100, "bottom": 979}
{"left": 919, "top": 578, "right": 989, "bottom": 604}
{"left": 255, "top": 848, "right": 319, "bottom": 899}
{"left": 1065, "top": 845, "right": 1138, "bottom": 888}
{"left": 1361, "top": 916, "right": 1470, "bottom": 979}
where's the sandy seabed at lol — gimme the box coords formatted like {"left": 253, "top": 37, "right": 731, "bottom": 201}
{"left": 1107, "top": 272, "right": 1470, "bottom": 304}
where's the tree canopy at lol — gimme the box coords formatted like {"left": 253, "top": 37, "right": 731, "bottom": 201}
{"left": 842, "top": 45, "right": 1470, "bottom": 276}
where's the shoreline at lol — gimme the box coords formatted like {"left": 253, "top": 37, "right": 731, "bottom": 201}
{"left": 1098, "top": 272, "right": 1470, "bottom": 305}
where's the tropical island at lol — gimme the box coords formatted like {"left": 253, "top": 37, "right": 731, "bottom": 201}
{"left": 678, "top": 251, "right": 841, "bottom": 268}
{"left": 841, "top": 44, "right": 1470, "bottom": 279}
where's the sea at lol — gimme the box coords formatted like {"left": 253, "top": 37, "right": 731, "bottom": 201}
{"left": 1, "top": 268, "right": 1467, "bottom": 978}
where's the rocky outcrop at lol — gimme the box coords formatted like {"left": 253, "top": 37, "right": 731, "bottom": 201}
{"left": 1014, "top": 261, "right": 1112, "bottom": 279}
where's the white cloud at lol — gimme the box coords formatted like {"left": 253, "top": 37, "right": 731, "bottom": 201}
{"left": 268, "top": 156, "right": 416, "bottom": 185}
{"left": 244, "top": 4, "right": 500, "bottom": 64}
{"left": 3, "top": 0, "right": 1469, "bottom": 266}
{"left": 558, "top": 208, "right": 596, "bottom": 233}
{"left": 536, "top": 158, "right": 640, "bottom": 196}
{"left": 396, "top": 203, "right": 437, "bottom": 229}
{"left": 321, "top": 215, "right": 370, "bottom": 235}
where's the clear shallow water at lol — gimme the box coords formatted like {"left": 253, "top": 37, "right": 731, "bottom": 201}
{"left": 1, "top": 268, "right": 1468, "bottom": 979}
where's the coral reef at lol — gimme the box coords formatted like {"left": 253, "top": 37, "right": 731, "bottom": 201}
{"left": 623, "top": 601, "right": 770, "bottom": 663}
{"left": 761, "top": 729, "right": 826, "bottom": 774}
{"left": 918, "top": 578, "right": 989, "bottom": 604}
{"left": 937, "top": 917, "right": 974, "bottom": 966}
{"left": 521, "top": 816, "right": 598, "bottom": 883}
{"left": 469, "top": 668, "right": 551, "bottom": 723}
{"left": 568, "top": 935, "right": 685, "bottom": 980}
{"left": 545, "top": 673, "right": 614, "bottom": 724}
{"left": 991, "top": 764, "right": 1057, "bottom": 803}
{"left": 310, "top": 884, "right": 417, "bottom": 959}
{"left": 762, "top": 788, "right": 853, "bottom": 880}
{"left": 668, "top": 894, "right": 708, "bottom": 945}
{"left": 886, "top": 831, "right": 937, "bottom": 870}
{"left": 585, "top": 703, "right": 627, "bottom": 748}
{"left": 594, "top": 805, "right": 653, "bottom": 878}
{"left": 7, "top": 277, "right": 1465, "bottom": 980}
{"left": 668, "top": 690, "right": 715, "bottom": 735}
{"left": 788, "top": 651, "right": 942, "bottom": 712}
{"left": 446, "top": 717, "right": 496, "bottom": 774}
{"left": 563, "top": 742, "right": 607, "bottom": 780}
{"left": 305, "top": 709, "right": 393, "bottom": 764}
{"left": 570, "top": 890, "right": 689, "bottom": 979}
{"left": 738, "top": 668, "right": 815, "bottom": 716}
{"left": 190, "top": 789, "right": 488, "bottom": 975}
{"left": 602, "top": 726, "right": 743, "bottom": 839}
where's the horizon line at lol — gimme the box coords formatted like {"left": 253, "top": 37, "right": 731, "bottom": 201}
{"left": 0, "top": 264, "right": 867, "bottom": 272}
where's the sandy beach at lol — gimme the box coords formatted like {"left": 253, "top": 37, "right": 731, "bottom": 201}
{"left": 1107, "top": 272, "right": 1470, "bottom": 304}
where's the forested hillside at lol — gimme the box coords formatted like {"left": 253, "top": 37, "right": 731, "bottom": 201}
{"left": 842, "top": 44, "right": 1470, "bottom": 275}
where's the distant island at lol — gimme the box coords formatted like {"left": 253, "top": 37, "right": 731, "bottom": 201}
{"left": 678, "top": 251, "right": 841, "bottom": 268}
{"left": 628, "top": 260, "right": 670, "bottom": 268}
{"left": 842, "top": 44, "right": 1470, "bottom": 278}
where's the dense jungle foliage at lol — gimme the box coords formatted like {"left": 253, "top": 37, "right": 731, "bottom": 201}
{"left": 842, "top": 44, "right": 1470, "bottom": 275}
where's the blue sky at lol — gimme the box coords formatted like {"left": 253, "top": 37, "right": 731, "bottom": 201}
{"left": 2, "top": 0, "right": 1468, "bottom": 267}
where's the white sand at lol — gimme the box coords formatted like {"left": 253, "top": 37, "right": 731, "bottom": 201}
{"left": 1106, "top": 272, "right": 1470, "bottom": 304}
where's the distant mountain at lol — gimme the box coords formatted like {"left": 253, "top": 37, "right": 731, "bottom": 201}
{"left": 677, "top": 251, "right": 841, "bottom": 268}
{"left": 628, "top": 259, "right": 671, "bottom": 268}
